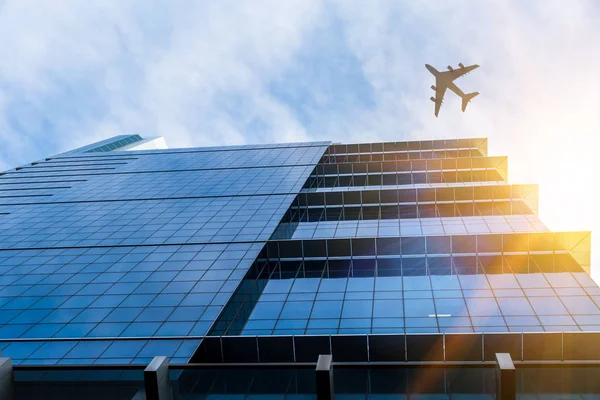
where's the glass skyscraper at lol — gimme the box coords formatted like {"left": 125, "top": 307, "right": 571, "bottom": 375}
{"left": 0, "top": 135, "right": 598, "bottom": 399}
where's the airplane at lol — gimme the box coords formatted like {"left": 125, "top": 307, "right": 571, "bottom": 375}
{"left": 425, "top": 63, "right": 480, "bottom": 117}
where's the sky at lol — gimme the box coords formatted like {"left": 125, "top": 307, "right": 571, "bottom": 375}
{"left": 1, "top": 0, "right": 599, "bottom": 278}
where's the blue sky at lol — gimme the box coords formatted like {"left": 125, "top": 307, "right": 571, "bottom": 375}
{"left": 1, "top": 0, "right": 600, "bottom": 277}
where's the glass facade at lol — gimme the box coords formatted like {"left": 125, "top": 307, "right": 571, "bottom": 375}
{"left": 0, "top": 137, "right": 329, "bottom": 364}
{"left": 208, "top": 138, "right": 592, "bottom": 339}
{"left": 0, "top": 135, "right": 597, "bottom": 399}
{"left": 14, "top": 366, "right": 600, "bottom": 400}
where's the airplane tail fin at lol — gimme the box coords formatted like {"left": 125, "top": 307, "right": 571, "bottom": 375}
{"left": 461, "top": 92, "right": 479, "bottom": 112}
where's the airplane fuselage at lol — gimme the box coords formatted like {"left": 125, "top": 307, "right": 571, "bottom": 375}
{"left": 425, "top": 63, "right": 479, "bottom": 117}
{"left": 446, "top": 81, "right": 465, "bottom": 97}
{"left": 425, "top": 64, "right": 466, "bottom": 97}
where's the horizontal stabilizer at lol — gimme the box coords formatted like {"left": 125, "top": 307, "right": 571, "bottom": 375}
{"left": 461, "top": 92, "right": 479, "bottom": 112}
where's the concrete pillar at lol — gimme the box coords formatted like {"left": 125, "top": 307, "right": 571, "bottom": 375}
{"left": 0, "top": 357, "right": 13, "bottom": 400}
{"left": 495, "top": 353, "right": 516, "bottom": 400}
{"left": 316, "top": 354, "right": 334, "bottom": 400}
{"left": 144, "top": 356, "right": 172, "bottom": 400}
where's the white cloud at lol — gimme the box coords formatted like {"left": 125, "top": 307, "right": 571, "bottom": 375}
{"left": 327, "top": 0, "right": 600, "bottom": 277}
{"left": 1, "top": 0, "right": 599, "bottom": 277}
{"left": 0, "top": 0, "right": 321, "bottom": 165}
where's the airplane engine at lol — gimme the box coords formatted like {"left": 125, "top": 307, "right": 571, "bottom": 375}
{"left": 447, "top": 66, "right": 453, "bottom": 71}
{"left": 458, "top": 63, "right": 464, "bottom": 68}
{"left": 430, "top": 97, "right": 436, "bottom": 102}
{"left": 431, "top": 85, "right": 436, "bottom": 90}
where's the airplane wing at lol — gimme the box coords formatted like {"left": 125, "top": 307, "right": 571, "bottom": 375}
{"left": 433, "top": 84, "right": 446, "bottom": 117}
{"left": 441, "top": 64, "right": 479, "bottom": 81}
